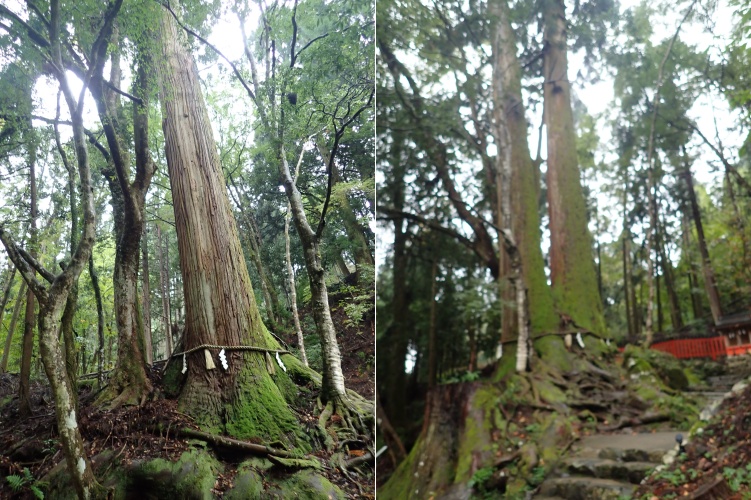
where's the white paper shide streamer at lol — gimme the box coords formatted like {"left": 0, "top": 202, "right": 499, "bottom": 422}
{"left": 181, "top": 353, "right": 187, "bottom": 374}
{"left": 219, "top": 349, "right": 228, "bottom": 370}
{"left": 576, "top": 332, "right": 585, "bottom": 349}
{"left": 275, "top": 352, "right": 287, "bottom": 372}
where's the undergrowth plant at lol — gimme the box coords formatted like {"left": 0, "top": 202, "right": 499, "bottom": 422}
{"left": 6, "top": 467, "right": 46, "bottom": 499}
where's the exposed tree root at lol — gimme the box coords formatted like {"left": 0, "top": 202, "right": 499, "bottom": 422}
{"left": 317, "top": 392, "right": 374, "bottom": 452}
{"left": 598, "top": 411, "right": 670, "bottom": 432}
{"left": 148, "top": 425, "right": 297, "bottom": 459}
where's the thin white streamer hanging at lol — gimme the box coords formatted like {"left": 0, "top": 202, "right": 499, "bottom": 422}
{"left": 276, "top": 352, "right": 287, "bottom": 372}
{"left": 576, "top": 332, "right": 585, "bottom": 349}
{"left": 219, "top": 349, "right": 228, "bottom": 370}
{"left": 181, "top": 353, "right": 187, "bottom": 374}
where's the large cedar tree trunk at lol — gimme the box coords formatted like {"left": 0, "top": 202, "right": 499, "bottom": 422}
{"left": 542, "top": 0, "right": 605, "bottom": 333}
{"left": 156, "top": 5, "right": 301, "bottom": 442}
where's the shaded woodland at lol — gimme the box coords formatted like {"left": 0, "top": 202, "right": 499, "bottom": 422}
{"left": 0, "top": 0, "right": 374, "bottom": 498}
{"left": 376, "top": 0, "right": 751, "bottom": 497}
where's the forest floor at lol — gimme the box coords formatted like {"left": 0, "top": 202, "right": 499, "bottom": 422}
{"left": 634, "top": 378, "right": 751, "bottom": 499}
{"left": 0, "top": 291, "right": 375, "bottom": 499}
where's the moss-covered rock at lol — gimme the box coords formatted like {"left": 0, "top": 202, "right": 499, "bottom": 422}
{"left": 265, "top": 470, "right": 346, "bottom": 499}
{"left": 125, "top": 448, "right": 222, "bottom": 499}
{"left": 224, "top": 466, "right": 264, "bottom": 500}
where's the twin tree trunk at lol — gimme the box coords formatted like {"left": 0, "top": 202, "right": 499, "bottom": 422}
{"left": 493, "top": 0, "right": 558, "bottom": 342}
{"left": 156, "top": 5, "right": 301, "bottom": 442}
{"left": 543, "top": 0, "right": 605, "bottom": 333}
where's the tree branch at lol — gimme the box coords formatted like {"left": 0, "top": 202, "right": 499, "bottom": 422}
{"left": 0, "top": 226, "right": 49, "bottom": 301}
{"left": 315, "top": 89, "right": 374, "bottom": 239}
{"left": 161, "top": 1, "right": 256, "bottom": 101}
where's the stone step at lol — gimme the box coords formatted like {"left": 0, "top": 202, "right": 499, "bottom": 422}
{"left": 708, "top": 375, "right": 738, "bottom": 388}
{"left": 563, "top": 457, "right": 656, "bottom": 484}
{"left": 537, "top": 476, "right": 635, "bottom": 500}
{"left": 576, "top": 433, "right": 679, "bottom": 464}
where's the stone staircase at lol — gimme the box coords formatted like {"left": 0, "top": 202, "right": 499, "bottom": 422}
{"left": 535, "top": 357, "right": 751, "bottom": 499}
{"left": 534, "top": 432, "right": 680, "bottom": 500}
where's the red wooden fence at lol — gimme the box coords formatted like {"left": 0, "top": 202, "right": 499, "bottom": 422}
{"left": 650, "top": 336, "right": 729, "bottom": 360}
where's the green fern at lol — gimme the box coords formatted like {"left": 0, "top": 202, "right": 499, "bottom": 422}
{"left": 6, "top": 473, "right": 24, "bottom": 491}
{"left": 5, "top": 468, "right": 45, "bottom": 498}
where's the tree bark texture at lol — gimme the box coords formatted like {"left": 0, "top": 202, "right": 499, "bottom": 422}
{"left": 157, "top": 5, "right": 301, "bottom": 442}
{"left": 543, "top": 0, "right": 605, "bottom": 333}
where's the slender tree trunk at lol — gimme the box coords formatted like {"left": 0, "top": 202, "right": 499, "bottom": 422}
{"left": 0, "top": 266, "right": 16, "bottom": 330}
{"left": 88, "top": 255, "right": 105, "bottom": 388}
{"left": 656, "top": 267, "right": 663, "bottom": 333}
{"left": 285, "top": 148, "right": 308, "bottom": 367}
{"left": 427, "top": 260, "right": 438, "bottom": 392}
{"left": 157, "top": 225, "right": 173, "bottom": 357}
{"left": 141, "top": 226, "right": 153, "bottom": 364}
{"left": 656, "top": 213, "right": 683, "bottom": 331}
{"left": 18, "top": 285, "right": 35, "bottom": 415}
{"left": 18, "top": 125, "right": 38, "bottom": 418}
{"left": 279, "top": 141, "right": 348, "bottom": 406}
{"left": 725, "top": 171, "right": 751, "bottom": 284}
{"left": 156, "top": 4, "right": 303, "bottom": 442}
{"left": 467, "top": 322, "right": 477, "bottom": 372}
{"left": 681, "top": 211, "right": 704, "bottom": 320}
{"left": 384, "top": 129, "right": 410, "bottom": 430}
{"left": 57, "top": 114, "right": 80, "bottom": 399}
{"left": 681, "top": 154, "right": 723, "bottom": 324}
{"left": 226, "top": 178, "right": 281, "bottom": 330}
{"left": 376, "top": 389, "right": 406, "bottom": 467}
{"left": 622, "top": 236, "right": 634, "bottom": 341}
{"left": 1, "top": 282, "right": 25, "bottom": 373}
{"left": 335, "top": 253, "right": 351, "bottom": 277}
{"left": 542, "top": 0, "right": 604, "bottom": 333}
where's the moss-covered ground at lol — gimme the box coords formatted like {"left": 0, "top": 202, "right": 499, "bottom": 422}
{"left": 378, "top": 336, "right": 710, "bottom": 499}
{"left": 0, "top": 286, "right": 375, "bottom": 498}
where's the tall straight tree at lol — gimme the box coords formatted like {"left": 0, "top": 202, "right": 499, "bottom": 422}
{"left": 155, "top": 2, "right": 304, "bottom": 442}
{"left": 542, "top": 0, "right": 605, "bottom": 333}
